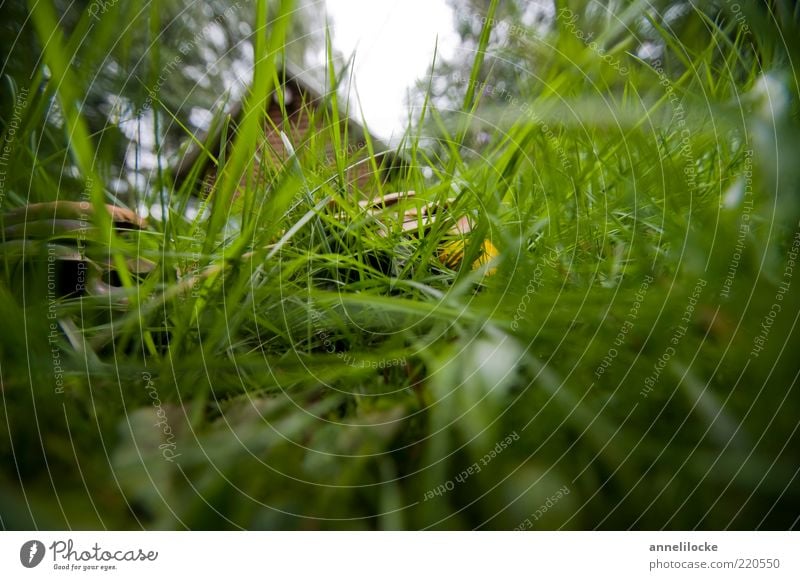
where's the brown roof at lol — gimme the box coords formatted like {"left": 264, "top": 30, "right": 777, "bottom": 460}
{"left": 172, "top": 61, "right": 399, "bottom": 185}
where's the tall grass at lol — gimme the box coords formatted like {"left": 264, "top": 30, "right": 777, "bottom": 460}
{"left": 0, "top": 0, "right": 798, "bottom": 530}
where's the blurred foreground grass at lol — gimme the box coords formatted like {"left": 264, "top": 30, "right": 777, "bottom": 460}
{"left": 0, "top": 0, "right": 799, "bottom": 529}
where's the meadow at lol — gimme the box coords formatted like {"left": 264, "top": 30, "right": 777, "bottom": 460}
{"left": 0, "top": 0, "right": 798, "bottom": 530}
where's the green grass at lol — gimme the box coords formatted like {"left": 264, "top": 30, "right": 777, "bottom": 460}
{"left": 1, "top": 1, "right": 799, "bottom": 530}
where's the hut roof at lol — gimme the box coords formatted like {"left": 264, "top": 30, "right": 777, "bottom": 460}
{"left": 172, "top": 60, "right": 395, "bottom": 183}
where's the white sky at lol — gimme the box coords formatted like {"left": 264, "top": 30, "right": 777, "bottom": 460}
{"left": 325, "top": 0, "right": 459, "bottom": 142}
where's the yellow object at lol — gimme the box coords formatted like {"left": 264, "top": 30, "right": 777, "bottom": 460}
{"left": 439, "top": 238, "right": 498, "bottom": 273}
{"left": 352, "top": 191, "right": 499, "bottom": 275}
{"left": 476, "top": 239, "right": 499, "bottom": 273}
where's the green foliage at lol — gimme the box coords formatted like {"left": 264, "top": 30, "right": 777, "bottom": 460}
{"left": 0, "top": 0, "right": 799, "bottom": 530}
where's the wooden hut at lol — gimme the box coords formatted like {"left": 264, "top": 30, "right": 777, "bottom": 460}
{"left": 172, "top": 60, "right": 401, "bottom": 194}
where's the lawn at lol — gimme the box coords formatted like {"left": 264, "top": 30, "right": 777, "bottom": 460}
{"left": 0, "top": 0, "right": 798, "bottom": 530}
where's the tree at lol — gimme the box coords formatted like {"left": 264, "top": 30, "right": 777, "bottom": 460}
{"left": 1, "top": 0, "right": 327, "bottom": 205}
